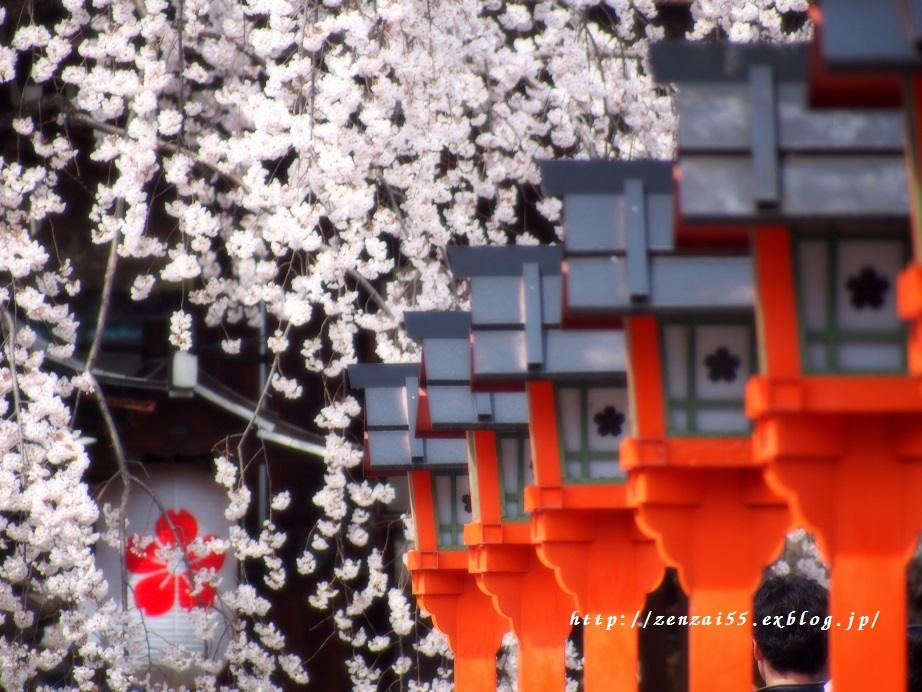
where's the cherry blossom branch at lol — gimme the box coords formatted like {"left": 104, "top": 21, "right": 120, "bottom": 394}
{"left": 71, "top": 221, "right": 120, "bottom": 426}
{"left": 71, "top": 185, "right": 133, "bottom": 608}
{"left": 65, "top": 111, "right": 249, "bottom": 191}
{"left": 88, "top": 374, "right": 131, "bottom": 609}
{"left": 65, "top": 108, "right": 395, "bottom": 319}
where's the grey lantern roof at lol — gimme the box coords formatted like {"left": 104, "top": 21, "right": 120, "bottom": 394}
{"left": 649, "top": 41, "right": 907, "bottom": 224}
{"left": 447, "top": 246, "right": 627, "bottom": 383}
{"left": 403, "top": 311, "right": 530, "bottom": 431}
{"left": 539, "top": 159, "right": 754, "bottom": 317}
{"left": 347, "top": 363, "right": 467, "bottom": 474}
{"left": 821, "top": 0, "right": 922, "bottom": 71}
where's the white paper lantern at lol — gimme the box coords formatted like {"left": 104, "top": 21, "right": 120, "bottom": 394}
{"left": 96, "top": 464, "right": 236, "bottom": 686}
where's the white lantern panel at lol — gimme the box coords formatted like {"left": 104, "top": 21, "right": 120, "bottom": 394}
{"left": 434, "top": 476, "right": 453, "bottom": 546}
{"left": 566, "top": 460, "right": 583, "bottom": 479}
{"left": 663, "top": 325, "right": 689, "bottom": 399}
{"left": 586, "top": 387, "right": 628, "bottom": 453}
{"left": 499, "top": 436, "right": 533, "bottom": 517}
{"left": 499, "top": 437, "right": 520, "bottom": 496}
{"left": 838, "top": 343, "right": 904, "bottom": 372}
{"left": 434, "top": 474, "right": 454, "bottom": 546}
{"left": 455, "top": 474, "right": 472, "bottom": 529}
{"left": 797, "top": 241, "right": 829, "bottom": 331}
{"left": 836, "top": 241, "right": 902, "bottom": 331}
{"left": 695, "top": 325, "right": 750, "bottom": 400}
{"left": 434, "top": 473, "right": 472, "bottom": 546}
{"left": 671, "top": 409, "right": 689, "bottom": 432}
{"left": 557, "top": 387, "right": 583, "bottom": 452}
{"left": 806, "top": 343, "right": 828, "bottom": 371}
{"left": 696, "top": 410, "right": 750, "bottom": 434}
{"left": 587, "top": 458, "right": 623, "bottom": 480}
{"left": 522, "top": 442, "right": 534, "bottom": 486}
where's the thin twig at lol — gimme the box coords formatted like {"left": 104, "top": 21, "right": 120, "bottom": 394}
{"left": 0, "top": 310, "right": 28, "bottom": 468}
{"left": 66, "top": 112, "right": 249, "bottom": 192}
{"left": 88, "top": 373, "right": 131, "bottom": 609}
{"left": 72, "top": 218, "right": 120, "bottom": 426}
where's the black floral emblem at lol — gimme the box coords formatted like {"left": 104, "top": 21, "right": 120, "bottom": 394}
{"left": 593, "top": 406, "right": 625, "bottom": 437}
{"left": 461, "top": 494, "right": 472, "bottom": 514}
{"left": 704, "top": 347, "right": 741, "bottom": 383}
{"left": 846, "top": 266, "right": 890, "bottom": 310}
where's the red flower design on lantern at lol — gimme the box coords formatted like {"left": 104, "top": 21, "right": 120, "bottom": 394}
{"left": 126, "top": 509, "right": 225, "bottom": 616}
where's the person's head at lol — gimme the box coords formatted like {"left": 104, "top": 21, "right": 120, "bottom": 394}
{"left": 753, "top": 575, "right": 829, "bottom": 685}
{"left": 909, "top": 625, "right": 922, "bottom": 692}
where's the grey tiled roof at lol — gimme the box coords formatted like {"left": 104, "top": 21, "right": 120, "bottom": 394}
{"left": 447, "top": 246, "right": 627, "bottom": 382}
{"left": 649, "top": 41, "right": 907, "bottom": 223}
{"left": 404, "top": 311, "right": 530, "bottom": 430}
{"left": 538, "top": 159, "right": 754, "bottom": 317}
{"left": 821, "top": 0, "right": 922, "bottom": 70}
{"left": 347, "top": 363, "right": 467, "bottom": 474}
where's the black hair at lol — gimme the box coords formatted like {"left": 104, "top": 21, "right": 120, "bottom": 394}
{"left": 753, "top": 575, "right": 829, "bottom": 677}
{"left": 909, "top": 625, "right": 922, "bottom": 692}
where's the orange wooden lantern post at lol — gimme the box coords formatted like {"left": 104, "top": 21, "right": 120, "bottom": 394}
{"left": 347, "top": 363, "right": 510, "bottom": 690}
{"left": 404, "top": 308, "right": 578, "bottom": 692}
{"left": 653, "top": 39, "right": 919, "bottom": 692}
{"left": 449, "top": 245, "right": 666, "bottom": 691}
{"left": 540, "top": 158, "right": 792, "bottom": 691}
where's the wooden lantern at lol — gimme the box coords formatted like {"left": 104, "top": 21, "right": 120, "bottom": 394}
{"left": 540, "top": 158, "right": 793, "bottom": 691}
{"left": 653, "top": 40, "right": 921, "bottom": 692}
{"left": 404, "top": 309, "right": 576, "bottom": 692}
{"left": 447, "top": 247, "right": 665, "bottom": 692}
{"left": 348, "top": 363, "right": 509, "bottom": 691}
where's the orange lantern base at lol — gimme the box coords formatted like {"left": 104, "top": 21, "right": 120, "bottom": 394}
{"left": 465, "top": 521, "right": 576, "bottom": 692}
{"left": 408, "top": 550, "right": 509, "bottom": 691}
{"left": 528, "top": 502, "right": 664, "bottom": 692}
{"left": 621, "top": 442, "right": 792, "bottom": 692}
{"left": 748, "top": 378, "right": 922, "bottom": 692}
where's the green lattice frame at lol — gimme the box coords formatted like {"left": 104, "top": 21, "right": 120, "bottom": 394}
{"left": 792, "top": 230, "right": 910, "bottom": 375}
{"left": 660, "top": 318, "right": 756, "bottom": 437}
{"left": 554, "top": 383, "right": 627, "bottom": 484}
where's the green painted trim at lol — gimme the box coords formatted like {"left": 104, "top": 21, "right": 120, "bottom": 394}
{"left": 466, "top": 433, "right": 481, "bottom": 522}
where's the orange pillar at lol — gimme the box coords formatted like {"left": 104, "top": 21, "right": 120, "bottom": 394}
{"left": 412, "top": 565, "right": 509, "bottom": 690}
{"left": 624, "top": 463, "right": 791, "bottom": 691}
{"left": 525, "top": 380, "right": 666, "bottom": 691}
{"left": 469, "top": 542, "right": 576, "bottom": 692}
{"left": 624, "top": 315, "right": 793, "bottom": 691}
{"left": 751, "top": 410, "right": 922, "bottom": 692}
{"left": 408, "top": 471, "right": 510, "bottom": 689}
{"left": 533, "top": 508, "right": 664, "bottom": 691}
